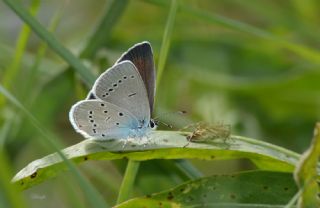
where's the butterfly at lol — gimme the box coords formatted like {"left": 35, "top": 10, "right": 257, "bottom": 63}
{"left": 69, "top": 42, "right": 157, "bottom": 140}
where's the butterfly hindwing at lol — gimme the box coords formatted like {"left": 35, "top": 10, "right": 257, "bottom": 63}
{"left": 69, "top": 100, "right": 139, "bottom": 139}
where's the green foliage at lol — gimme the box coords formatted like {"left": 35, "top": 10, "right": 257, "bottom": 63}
{"left": 294, "top": 123, "right": 320, "bottom": 207}
{"left": 116, "top": 171, "right": 297, "bottom": 208}
{"left": 1, "top": 0, "right": 320, "bottom": 207}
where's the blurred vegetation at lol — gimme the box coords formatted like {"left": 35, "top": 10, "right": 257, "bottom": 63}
{"left": 1, "top": 0, "right": 320, "bottom": 207}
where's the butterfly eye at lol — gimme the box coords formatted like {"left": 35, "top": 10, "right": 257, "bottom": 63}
{"left": 150, "top": 120, "right": 157, "bottom": 129}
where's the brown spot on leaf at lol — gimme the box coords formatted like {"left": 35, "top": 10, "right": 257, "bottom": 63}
{"left": 230, "top": 194, "right": 236, "bottom": 199}
{"left": 84, "top": 156, "right": 88, "bottom": 161}
{"left": 167, "top": 192, "right": 174, "bottom": 200}
{"left": 210, "top": 155, "right": 215, "bottom": 159}
{"left": 30, "top": 172, "right": 37, "bottom": 179}
{"left": 284, "top": 187, "right": 289, "bottom": 191}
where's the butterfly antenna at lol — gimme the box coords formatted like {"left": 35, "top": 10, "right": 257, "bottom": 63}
{"left": 153, "top": 110, "right": 187, "bottom": 128}
{"left": 154, "top": 119, "right": 173, "bottom": 128}
{"left": 153, "top": 110, "right": 187, "bottom": 120}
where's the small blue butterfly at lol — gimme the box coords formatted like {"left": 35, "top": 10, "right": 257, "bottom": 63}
{"left": 69, "top": 42, "right": 157, "bottom": 140}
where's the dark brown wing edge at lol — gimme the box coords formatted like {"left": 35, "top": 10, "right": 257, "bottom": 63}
{"left": 87, "top": 42, "right": 156, "bottom": 114}
{"left": 116, "top": 41, "right": 156, "bottom": 113}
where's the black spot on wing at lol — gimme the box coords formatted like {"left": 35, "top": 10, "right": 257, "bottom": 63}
{"left": 128, "top": 93, "right": 137, "bottom": 97}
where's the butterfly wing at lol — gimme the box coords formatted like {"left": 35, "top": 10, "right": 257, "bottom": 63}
{"left": 92, "top": 61, "right": 150, "bottom": 125}
{"left": 69, "top": 100, "right": 139, "bottom": 140}
{"left": 116, "top": 41, "right": 156, "bottom": 113}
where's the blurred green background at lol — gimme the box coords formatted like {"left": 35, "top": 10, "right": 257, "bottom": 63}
{"left": 1, "top": 0, "right": 319, "bottom": 207}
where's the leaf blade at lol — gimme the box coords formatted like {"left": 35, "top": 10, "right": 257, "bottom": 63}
{"left": 12, "top": 131, "right": 300, "bottom": 190}
{"left": 116, "top": 171, "right": 297, "bottom": 207}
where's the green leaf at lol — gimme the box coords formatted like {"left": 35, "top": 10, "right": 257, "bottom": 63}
{"left": 115, "top": 171, "right": 297, "bottom": 207}
{"left": 12, "top": 131, "right": 300, "bottom": 190}
{"left": 294, "top": 122, "right": 320, "bottom": 208}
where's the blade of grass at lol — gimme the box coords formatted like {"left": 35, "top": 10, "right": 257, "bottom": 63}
{"left": 284, "top": 189, "right": 301, "bottom": 208}
{"left": 0, "top": 85, "right": 109, "bottom": 208}
{"left": 0, "top": 0, "right": 40, "bottom": 106}
{"left": 156, "top": 0, "right": 178, "bottom": 89}
{"left": 73, "top": 0, "right": 129, "bottom": 98}
{"left": 0, "top": 2, "right": 68, "bottom": 153}
{"left": 173, "top": 159, "right": 203, "bottom": 179}
{"left": 116, "top": 160, "right": 140, "bottom": 204}
{"left": 80, "top": 0, "right": 129, "bottom": 59}
{"left": 3, "top": 0, "right": 95, "bottom": 86}
{"left": 23, "top": 0, "right": 67, "bottom": 98}
{"left": 146, "top": 0, "right": 320, "bottom": 65}
{"left": 294, "top": 122, "right": 320, "bottom": 207}
{"left": 0, "top": 151, "right": 26, "bottom": 208}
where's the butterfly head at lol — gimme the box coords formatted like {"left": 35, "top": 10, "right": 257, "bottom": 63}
{"left": 149, "top": 119, "right": 157, "bottom": 130}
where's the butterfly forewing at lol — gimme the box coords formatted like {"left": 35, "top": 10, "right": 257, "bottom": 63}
{"left": 92, "top": 61, "right": 150, "bottom": 124}
{"left": 69, "top": 100, "right": 139, "bottom": 139}
{"left": 117, "top": 41, "right": 156, "bottom": 113}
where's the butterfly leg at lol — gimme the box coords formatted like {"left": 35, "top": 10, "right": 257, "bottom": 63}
{"left": 122, "top": 138, "right": 129, "bottom": 149}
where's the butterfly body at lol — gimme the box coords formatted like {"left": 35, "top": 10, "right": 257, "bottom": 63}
{"left": 69, "top": 42, "right": 156, "bottom": 141}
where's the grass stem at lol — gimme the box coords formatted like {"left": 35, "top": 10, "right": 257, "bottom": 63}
{"left": 116, "top": 160, "right": 140, "bottom": 204}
